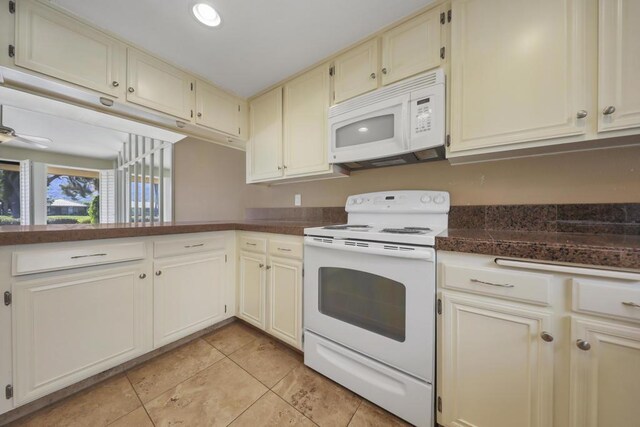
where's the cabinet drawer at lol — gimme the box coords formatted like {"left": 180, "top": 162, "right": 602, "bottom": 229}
{"left": 573, "top": 278, "right": 640, "bottom": 323}
{"left": 239, "top": 236, "right": 267, "bottom": 253}
{"left": 154, "top": 235, "right": 226, "bottom": 258}
{"left": 268, "top": 239, "right": 303, "bottom": 259}
{"left": 441, "top": 263, "right": 552, "bottom": 306}
{"left": 12, "top": 242, "right": 146, "bottom": 276}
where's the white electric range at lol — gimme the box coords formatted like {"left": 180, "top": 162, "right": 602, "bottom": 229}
{"left": 303, "top": 190, "right": 449, "bottom": 427}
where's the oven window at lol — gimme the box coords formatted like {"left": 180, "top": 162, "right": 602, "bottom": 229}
{"left": 335, "top": 114, "right": 395, "bottom": 148}
{"left": 318, "top": 267, "right": 406, "bottom": 342}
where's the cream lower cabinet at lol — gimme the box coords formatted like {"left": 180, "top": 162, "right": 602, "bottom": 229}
{"left": 153, "top": 251, "right": 227, "bottom": 347}
{"left": 12, "top": 264, "right": 150, "bottom": 405}
{"left": 237, "top": 233, "right": 303, "bottom": 349}
{"left": 439, "top": 293, "right": 553, "bottom": 427}
{"left": 569, "top": 317, "right": 640, "bottom": 427}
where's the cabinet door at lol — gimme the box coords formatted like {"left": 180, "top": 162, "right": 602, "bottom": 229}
{"left": 238, "top": 251, "right": 267, "bottom": 329}
{"left": 450, "top": 0, "right": 587, "bottom": 152}
{"left": 440, "top": 293, "right": 553, "bottom": 427}
{"left": 127, "top": 48, "right": 194, "bottom": 120}
{"left": 153, "top": 252, "right": 225, "bottom": 347}
{"left": 333, "top": 39, "right": 379, "bottom": 103}
{"left": 598, "top": 0, "right": 640, "bottom": 132}
{"left": 283, "top": 64, "right": 331, "bottom": 176}
{"left": 380, "top": 9, "right": 442, "bottom": 86}
{"left": 196, "top": 80, "right": 242, "bottom": 137}
{"left": 569, "top": 317, "right": 640, "bottom": 427}
{"left": 12, "top": 265, "right": 149, "bottom": 405}
{"left": 248, "top": 88, "right": 283, "bottom": 182}
{"left": 15, "top": 0, "right": 125, "bottom": 97}
{"left": 267, "top": 256, "right": 302, "bottom": 349}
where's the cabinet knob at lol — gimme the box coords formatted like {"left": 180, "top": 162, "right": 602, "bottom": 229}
{"left": 112, "top": 81, "right": 120, "bottom": 87}
{"left": 277, "top": 166, "right": 282, "bottom": 170}
{"left": 603, "top": 106, "right": 616, "bottom": 115}
{"left": 197, "top": 112, "right": 202, "bottom": 118}
{"left": 266, "top": 265, "right": 272, "bottom": 270}
{"left": 155, "top": 270, "right": 162, "bottom": 276}
{"left": 128, "top": 87, "right": 135, "bottom": 93}
{"left": 283, "top": 165, "right": 288, "bottom": 169}
{"left": 258, "top": 263, "right": 265, "bottom": 268}
{"left": 139, "top": 273, "right": 147, "bottom": 279}
{"left": 576, "top": 339, "right": 591, "bottom": 351}
{"left": 540, "top": 331, "right": 554, "bottom": 342}
{"left": 381, "top": 68, "right": 388, "bottom": 75}
{"left": 576, "top": 110, "right": 587, "bottom": 119}
{"left": 370, "top": 72, "right": 376, "bottom": 79}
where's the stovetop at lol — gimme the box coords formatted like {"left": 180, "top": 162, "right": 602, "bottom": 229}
{"left": 305, "top": 223, "right": 445, "bottom": 246}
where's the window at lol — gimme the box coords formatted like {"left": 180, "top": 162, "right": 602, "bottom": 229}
{"left": 0, "top": 160, "right": 21, "bottom": 225}
{"left": 46, "top": 166, "right": 98, "bottom": 224}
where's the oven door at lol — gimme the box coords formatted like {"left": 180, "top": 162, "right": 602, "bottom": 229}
{"left": 303, "top": 238, "right": 435, "bottom": 381}
{"left": 329, "top": 95, "right": 409, "bottom": 164}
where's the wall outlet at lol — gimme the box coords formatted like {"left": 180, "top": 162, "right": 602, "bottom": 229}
{"left": 294, "top": 194, "right": 302, "bottom": 206}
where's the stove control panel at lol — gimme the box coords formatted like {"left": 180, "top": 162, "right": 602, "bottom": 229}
{"left": 346, "top": 190, "right": 450, "bottom": 213}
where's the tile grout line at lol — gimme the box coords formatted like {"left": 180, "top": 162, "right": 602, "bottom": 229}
{"left": 223, "top": 388, "right": 270, "bottom": 427}
{"left": 346, "top": 400, "right": 363, "bottom": 427}
{"left": 123, "top": 374, "right": 156, "bottom": 427}
{"left": 270, "top": 386, "right": 320, "bottom": 427}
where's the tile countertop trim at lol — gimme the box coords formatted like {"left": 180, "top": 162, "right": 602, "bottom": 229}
{"left": 0, "top": 221, "right": 330, "bottom": 246}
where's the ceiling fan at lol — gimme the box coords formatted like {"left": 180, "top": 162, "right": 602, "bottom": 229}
{"left": 0, "top": 105, "right": 53, "bottom": 149}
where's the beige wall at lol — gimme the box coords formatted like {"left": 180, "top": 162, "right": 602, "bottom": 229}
{"left": 174, "top": 138, "right": 640, "bottom": 221}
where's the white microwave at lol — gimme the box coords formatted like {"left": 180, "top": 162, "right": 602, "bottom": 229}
{"left": 328, "top": 69, "right": 445, "bottom": 170}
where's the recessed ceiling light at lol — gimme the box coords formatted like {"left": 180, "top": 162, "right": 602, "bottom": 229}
{"left": 192, "top": 3, "right": 221, "bottom": 27}
{"left": 358, "top": 127, "right": 368, "bottom": 133}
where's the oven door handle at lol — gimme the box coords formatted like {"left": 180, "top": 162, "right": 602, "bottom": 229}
{"left": 304, "top": 238, "right": 433, "bottom": 261}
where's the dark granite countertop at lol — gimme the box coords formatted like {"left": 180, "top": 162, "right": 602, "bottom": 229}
{"left": 436, "top": 229, "right": 640, "bottom": 269}
{"left": 0, "top": 220, "right": 330, "bottom": 246}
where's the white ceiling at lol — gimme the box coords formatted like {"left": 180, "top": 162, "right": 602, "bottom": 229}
{"left": 0, "top": 87, "right": 184, "bottom": 159}
{"left": 50, "top": 0, "right": 435, "bottom": 98}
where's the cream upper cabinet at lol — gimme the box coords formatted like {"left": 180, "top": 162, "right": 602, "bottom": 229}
{"left": 195, "top": 80, "right": 245, "bottom": 137}
{"left": 126, "top": 48, "right": 195, "bottom": 120}
{"left": 598, "top": 0, "right": 640, "bottom": 133}
{"left": 333, "top": 39, "right": 379, "bottom": 103}
{"left": 238, "top": 251, "right": 267, "bottom": 329}
{"left": 153, "top": 252, "right": 226, "bottom": 348}
{"left": 15, "top": 0, "right": 125, "bottom": 97}
{"left": 267, "top": 256, "right": 303, "bottom": 349}
{"left": 449, "top": 0, "right": 587, "bottom": 152}
{"left": 283, "top": 64, "right": 331, "bottom": 177}
{"left": 380, "top": 8, "right": 442, "bottom": 86}
{"left": 569, "top": 317, "right": 640, "bottom": 427}
{"left": 440, "top": 293, "right": 553, "bottom": 427}
{"left": 248, "top": 88, "right": 283, "bottom": 182}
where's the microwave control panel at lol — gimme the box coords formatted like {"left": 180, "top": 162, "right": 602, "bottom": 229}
{"left": 414, "top": 97, "right": 432, "bottom": 134}
{"left": 409, "top": 83, "right": 444, "bottom": 150}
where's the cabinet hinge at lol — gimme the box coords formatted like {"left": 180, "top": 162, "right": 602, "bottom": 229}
{"left": 440, "top": 12, "right": 445, "bottom": 24}
{"left": 440, "top": 46, "right": 445, "bottom": 60}
{"left": 329, "top": 66, "right": 335, "bottom": 77}
{"left": 225, "top": 254, "right": 228, "bottom": 263}
{"left": 3, "top": 291, "right": 10, "bottom": 306}
{"left": 446, "top": 134, "right": 451, "bottom": 147}
{"left": 302, "top": 267, "right": 305, "bottom": 278}
{"left": 437, "top": 298, "right": 442, "bottom": 315}
{"left": 448, "top": 9, "right": 452, "bottom": 23}
{"left": 238, "top": 104, "right": 241, "bottom": 112}
{"left": 5, "top": 384, "right": 13, "bottom": 399}
{"left": 190, "top": 82, "right": 194, "bottom": 91}
{"left": 9, "top": 1, "right": 15, "bottom": 14}
{"left": 224, "top": 304, "right": 227, "bottom": 313}
{"left": 8, "top": 45, "right": 15, "bottom": 58}
{"left": 238, "top": 127, "right": 241, "bottom": 135}
{"left": 190, "top": 109, "right": 193, "bottom": 118}
{"left": 437, "top": 396, "right": 442, "bottom": 412}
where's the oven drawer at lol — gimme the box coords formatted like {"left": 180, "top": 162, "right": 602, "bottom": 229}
{"left": 12, "top": 242, "right": 146, "bottom": 276}
{"left": 268, "top": 239, "right": 303, "bottom": 259}
{"left": 304, "top": 331, "right": 432, "bottom": 427}
{"left": 573, "top": 278, "right": 640, "bottom": 323}
{"left": 239, "top": 235, "right": 267, "bottom": 253}
{"left": 441, "top": 263, "right": 552, "bottom": 306}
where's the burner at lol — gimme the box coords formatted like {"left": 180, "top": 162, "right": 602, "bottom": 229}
{"left": 323, "top": 224, "right": 371, "bottom": 230}
{"left": 381, "top": 228, "right": 428, "bottom": 234}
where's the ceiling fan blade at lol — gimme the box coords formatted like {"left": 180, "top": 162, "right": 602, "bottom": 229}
{"left": 15, "top": 133, "right": 53, "bottom": 144}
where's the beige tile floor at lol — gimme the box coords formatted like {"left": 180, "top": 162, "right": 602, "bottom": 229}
{"left": 10, "top": 321, "right": 411, "bottom": 427}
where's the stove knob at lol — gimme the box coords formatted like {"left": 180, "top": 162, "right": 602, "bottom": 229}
{"left": 355, "top": 197, "right": 364, "bottom": 204}
{"left": 348, "top": 198, "right": 356, "bottom": 205}
{"left": 420, "top": 195, "right": 432, "bottom": 204}
{"left": 434, "top": 195, "right": 446, "bottom": 204}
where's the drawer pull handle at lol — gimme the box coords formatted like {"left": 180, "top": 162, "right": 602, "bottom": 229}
{"left": 470, "top": 278, "right": 514, "bottom": 288}
{"left": 622, "top": 301, "right": 640, "bottom": 308}
{"left": 184, "top": 243, "right": 204, "bottom": 248}
{"left": 70, "top": 253, "right": 107, "bottom": 259}
{"left": 277, "top": 247, "right": 292, "bottom": 252}
{"left": 246, "top": 243, "right": 257, "bottom": 246}
{"left": 576, "top": 339, "right": 591, "bottom": 351}
{"left": 540, "top": 331, "right": 554, "bottom": 342}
